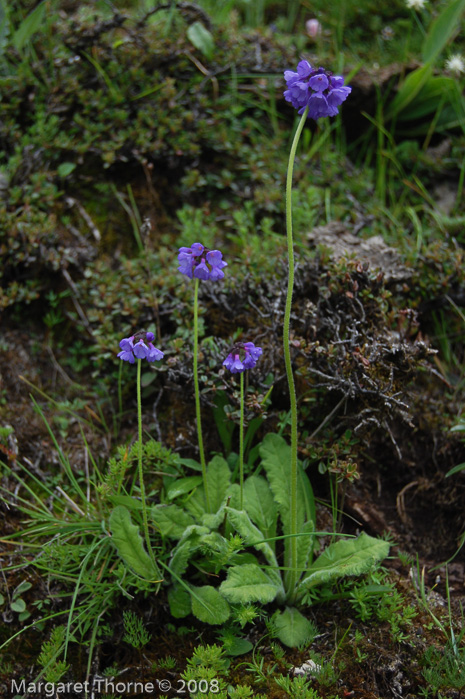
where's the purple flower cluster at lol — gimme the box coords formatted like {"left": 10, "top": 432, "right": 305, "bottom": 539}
{"left": 284, "top": 60, "right": 351, "bottom": 120}
{"left": 223, "top": 342, "right": 263, "bottom": 374}
{"left": 118, "top": 331, "right": 164, "bottom": 364}
{"left": 178, "top": 243, "right": 227, "bottom": 281}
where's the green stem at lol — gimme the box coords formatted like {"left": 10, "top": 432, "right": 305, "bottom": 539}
{"left": 136, "top": 358, "right": 153, "bottom": 561}
{"left": 239, "top": 370, "right": 244, "bottom": 510}
{"left": 193, "top": 278, "right": 210, "bottom": 512}
{"left": 283, "top": 107, "right": 308, "bottom": 601}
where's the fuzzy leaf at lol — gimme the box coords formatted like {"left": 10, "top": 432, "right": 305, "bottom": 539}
{"left": 272, "top": 607, "right": 317, "bottom": 648}
{"left": 190, "top": 585, "right": 230, "bottom": 625}
{"left": 259, "top": 434, "right": 292, "bottom": 532}
{"left": 225, "top": 508, "right": 279, "bottom": 572}
{"left": 169, "top": 525, "right": 209, "bottom": 576}
{"left": 109, "top": 506, "right": 160, "bottom": 581}
{"left": 300, "top": 533, "right": 390, "bottom": 590}
{"left": 185, "top": 455, "right": 231, "bottom": 518}
{"left": 207, "top": 455, "right": 232, "bottom": 512}
{"left": 258, "top": 433, "right": 307, "bottom": 535}
{"left": 152, "top": 504, "right": 196, "bottom": 539}
{"left": 243, "top": 475, "right": 277, "bottom": 540}
{"left": 220, "top": 564, "right": 281, "bottom": 604}
{"left": 108, "top": 494, "right": 143, "bottom": 511}
{"left": 168, "top": 585, "right": 192, "bottom": 619}
{"left": 166, "top": 475, "right": 203, "bottom": 501}
{"left": 296, "top": 520, "right": 315, "bottom": 574}
{"left": 258, "top": 434, "right": 315, "bottom": 578}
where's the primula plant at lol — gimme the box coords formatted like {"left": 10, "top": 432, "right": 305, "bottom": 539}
{"left": 282, "top": 60, "right": 352, "bottom": 601}
{"left": 149, "top": 432, "right": 389, "bottom": 646}
{"left": 78, "top": 58, "right": 388, "bottom": 649}
{"left": 114, "top": 329, "right": 164, "bottom": 582}
{"left": 178, "top": 242, "right": 228, "bottom": 514}
{"left": 223, "top": 341, "right": 263, "bottom": 509}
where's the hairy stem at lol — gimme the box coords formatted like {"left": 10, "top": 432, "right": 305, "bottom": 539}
{"left": 239, "top": 370, "right": 244, "bottom": 510}
{"left": 283, "top": 107, "right": 308, "bottom": 601}
{"left": 137, "top": 358, "right": 152, "bottom": 560}
{"left": 193, "top": 277, "right": 210, "bottom": 511}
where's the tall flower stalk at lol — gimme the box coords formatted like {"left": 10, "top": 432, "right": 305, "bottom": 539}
{"left": 283, "top": 107, "right": 309, "bottom": 598}
{"left": 136, "top": 357, "right": 151, "bottom": 559}
{"left": 193, "top": 277, "right": 209, "bottom": 511}
{"left": 118, "top": 331, "right": 164, "bottom": 562}
{"left": 283, "top": 60, "right": 351, "bottom": 600}
{"left": 178, "top": 242, "right": 227, "bottom": 512}
{"left": 223, "top": 341, "right": 263, "bottom": 509}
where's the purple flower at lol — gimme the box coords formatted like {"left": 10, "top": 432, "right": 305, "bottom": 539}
{"left": 223, "top": 342, "right": 263, "bottom": 374}
{"left": 178, "top": 242, "right": 227, "bottom": 281}
{"left": 284, "top": 61, "right": 351, "bottom": 120}
{"left": 118, "top": 331, "right": 164, "bottom": 363}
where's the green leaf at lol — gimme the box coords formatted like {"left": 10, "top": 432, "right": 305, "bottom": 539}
{"left": 169, "top": 525, "right": 210, "bottom": 576}
{"left": 395, "top": 76, "right": 455, "bottom": 122}
{"left": 243, "top": 475, "right": 277, "bottom": 540}
{"left": 446, "top": 462, "right": 465, "bottom": 477}
{"left": 0, "top": 593, "right": 4, "bottom": 605}
{"left": 168, "top": 585, "right": 192, "bottom": 618}
{"left": 109, "top": 505, "right": 160, "bottom": 581}
{"left": 141, "top": 370, "right": 157, "bottom": 387}
{"left": 298, "top": 462, "right": 316, "bottom": 528}
{"left": 387, "top": 64, "right": 433, "bottom": 120}
{"left": 300, "top": 533, "right": 390, "bottom": 591}
{"left": 225, "top": 507, "right": 280, "bottom": 572}
{"left": 10, "top": 598, "right": 26, "bottom": 613}
{"left": 224, "top": 637, "right": 254, "bottom": 656}
{"left": 259, "top": 433, "right": 293, "bottom": 533}
{"left": 178, "top": 457, "right": 202, "bottom": 472}
{"left": 108, "top": 494, "right": 143, "bottom": 511}
{"left": 152, "top": 504, "right": 196, "bottom": 539}
{"left": 13, "top": 581, "right": 32, "bottom": 598}
{"left": 207, "top": 455, "right": 231, "bottom": 512}
{"left": 422, "top": 0, "right": 465, "bottom": 64}
{"left": 186, "top": 455, "right": 231, "bottom": 517}
{"left": 166, "top": 476, "right": 203, "bottom": 501}
{"left": 190, "top": 585, "right": 230, "bottom": 625}
{"left": 220, "top": 564, "right": 280, "bottom": 604}
{"left": 12, "top": 1, "right": 47, "bottom": 51}
{"left": 187, "top": 21, "right": 214, "bottom": 61}
{"left": 272, "top": 607, "right": 317, "bottom": 648}
{"left": 258, "top": 434, "right": 314, "bottom": 575}
{"left": 213, "top": 391, "right": 234, "bottom": 453}
{"left": 296, "top": 520, "right": 315, "bottom": 574}
{"left": 57, "top": 162, "right": 76, "bottom": 178}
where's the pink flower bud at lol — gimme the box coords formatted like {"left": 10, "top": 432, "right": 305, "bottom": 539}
{"left": 306, "top": 19, "right": 321, "bottom": 38}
